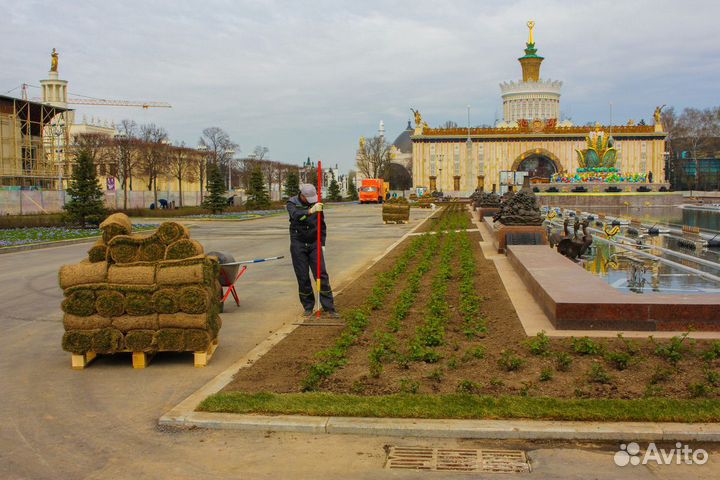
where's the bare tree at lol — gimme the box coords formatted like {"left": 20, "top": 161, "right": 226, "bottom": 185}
{"left": 440, "top": 120, "right": 458, "bottom": 129}
{"left": 112, "top": 119, "right": 139, "bottom": 209}
{"left": 167, "top": 142, "right": 196, "bottom": 207}
{"left": 674, "top": 107, "right": 720, "bottom": 191}
{"left": 199, "top": 127, "right": 238, "bottom": 189}
{"left": 252, "top": 145, "right": 269, "bottom": 161}
{"left": 72, "top": 132, "right": 110, "bottom": 166}
{"left": 139, "top": 123, "right": 169, "bottom": 207}
{"left": 356, "top": 135, "right": 391, "bottom": 179}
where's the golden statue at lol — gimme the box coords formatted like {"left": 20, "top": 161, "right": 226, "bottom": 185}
{"left": 410, "top": 108, "right": 423, "bottom": 127}
{"left": 359, "top": 136, "right": 366, "bottom": 150}
{"left": 50, "top": 48, "right": 59, "bottom": 72}
{"left": 527, "top": 20, "right": 535, "bottom": 44}
{"left": 653, "top": 105, "right": 665, "bottom": 125}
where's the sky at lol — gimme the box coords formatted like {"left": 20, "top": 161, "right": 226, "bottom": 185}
{"left": 2, "top": 0, "right": 719, "bottom": 171}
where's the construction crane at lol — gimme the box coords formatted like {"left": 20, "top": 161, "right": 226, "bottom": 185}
{"left": 21, "top": 83, "right": 171, "bottom": 108}
{"left": 62, "top": 97, "right": 171, "bottom": 109}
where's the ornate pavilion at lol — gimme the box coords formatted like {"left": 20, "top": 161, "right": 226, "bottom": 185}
{"left": 410, "top": 22, "right": 667, "bottom": 195}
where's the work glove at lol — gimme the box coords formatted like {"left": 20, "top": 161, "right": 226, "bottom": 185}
{"left": 309, "top": 202, "right": 324, "bottom": 214}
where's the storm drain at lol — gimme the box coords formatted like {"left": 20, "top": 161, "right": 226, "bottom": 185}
{"left": 385, "top": 446, "right": 531, "bottom": 474}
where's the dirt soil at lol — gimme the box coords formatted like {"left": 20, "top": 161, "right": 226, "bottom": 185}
{"left": 224, "top": 206, "right": 720, "bottom": 400}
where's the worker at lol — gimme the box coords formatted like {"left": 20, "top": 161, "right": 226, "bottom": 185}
{"left": 287, "top": 184, "right": 338, "bottom": 318}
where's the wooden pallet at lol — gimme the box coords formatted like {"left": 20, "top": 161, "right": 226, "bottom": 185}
{"left": 70, "top": 339, "right": 219, "bottom": 370}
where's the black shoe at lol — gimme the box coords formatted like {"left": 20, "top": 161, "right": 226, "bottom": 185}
{"left": 324, "top": 310, "right": 340, "bottom": 319}
{"left": 302, "top": 309, "right": 314, "bottom": 317}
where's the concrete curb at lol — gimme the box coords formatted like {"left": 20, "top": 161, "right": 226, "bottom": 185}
{"left": 159, "top": 211, "right": 435, "bottom": 428}
{"left": 159, "top": 413, "right": 720, "bottom": 442}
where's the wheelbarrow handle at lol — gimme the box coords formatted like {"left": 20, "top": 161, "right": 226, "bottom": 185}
{"left": 220, "top": 255, "right": 285, "bottom": 266}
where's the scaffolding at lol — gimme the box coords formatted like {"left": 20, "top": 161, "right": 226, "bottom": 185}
{"left": 0, "top": 94, "right": 70, "bottom": 189}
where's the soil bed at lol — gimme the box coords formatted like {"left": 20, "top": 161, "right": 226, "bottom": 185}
{"left": 217, "top": 204, "right": 720, "bottom": 417}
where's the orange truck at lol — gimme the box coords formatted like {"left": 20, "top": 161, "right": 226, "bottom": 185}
{"left": 359, "top": 178, "right": 389, "bottom": 204}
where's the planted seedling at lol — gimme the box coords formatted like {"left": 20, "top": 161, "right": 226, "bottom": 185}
{"left": 605, "top": 351, "right": 632, "bottom": 371}
{"left": 456, "top": 379, "right": 481, "bottom": 394}
{"left": 527, "top": 331, "right": 551, "bottom": 356}
{"left": 428, "top": 367, "right": 445, "bottom": 383}
{"left": 498, "top": 350, "right": 524, "bottom": 372}
{"left": 539, "top": 368, "right": 553, "bottom": 382}
{"left": 572, "top": 336, "right": 603, "bottom": 355}
{"left": 555, "top": 352, "right": 573, "bottom": 372}
{"left": 688, "top": 381, "right": 712, "bottom": 398}
{"left": 588, "top": 362, "right": 612, "bottom": 384}
{"left": 651, "top": 332, "right": 692, "bottom": 365}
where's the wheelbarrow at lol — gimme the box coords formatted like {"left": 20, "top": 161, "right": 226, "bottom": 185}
{"left": 207, "top": 251, "right": 285, "bottom": 309}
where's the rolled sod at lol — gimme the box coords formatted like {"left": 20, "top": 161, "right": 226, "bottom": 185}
{"left": 63, "top": 313, "right": 111, "bottom": 331}
{"left": 91, "top": 328, "right": 124, "bottom": 354}
{"left": 157, "top": 222, "right": 189, "bottom": 245}
{"left": 108, "top": 236, "right": 141, "bottom": 263}
{"left": 87, "top": 240, "right": 108, "bottom": 263}
{"left": 208, "top": 313, "right": 221, "bottom": 337}
{"left": 138, "top": 240, "right": 165, "bottom": 262}
{"left": 158, "top": 312, "right": 208, "bottom": 329}
{"left": 125, "top": 292, "right": 154, "bottom": 316}
{"left": 107, "top": 264, "right": 156, "bottom": 285}
{"left": 178, "top": 286, "right": 210, "bottom": 314}
{"left": 58, "top": 261, "right": 108, "bottom": 289}
{"left": 165, "top": 239, "right": 204, "bottom": 260}
{"left": 62, "top": 330, "right": 97, "bottom": 354}
{"left": 157, "top": 328, "right": 186, "bottom": 351}
{"left": 156, "top": 260, "right": 214, "bottom": 286}
{"left": 185, "top": 329, "right": 211, "bottom": 351}
{"left": 124, "top": 329, "right": 157, "bottom": 352}
{"left": 112, "top": 314, "right": 158, "bottom": 332}
{"left": 95, "top": 290, "right": 126, "bottom": 317}
{"left": 61, "top": 290, "right": 96, "bottom": 317}
{"left": 99, "top": 213, "right": 133, "bottom": 243}
{"left": 152, "top": 288, "right": 179, "bottom": 314}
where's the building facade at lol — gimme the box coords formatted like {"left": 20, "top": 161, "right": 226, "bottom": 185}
{"left": 410, "top": 22, "right": 667, "bottom": 195}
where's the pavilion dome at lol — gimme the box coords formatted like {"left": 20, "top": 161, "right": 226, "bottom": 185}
{"left": 392, "top": 121, "right": 414, "bottom": 154}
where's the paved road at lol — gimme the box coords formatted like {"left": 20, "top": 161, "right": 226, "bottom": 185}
{"left": 1, "top": 203, "right": 718, "bottom": 479}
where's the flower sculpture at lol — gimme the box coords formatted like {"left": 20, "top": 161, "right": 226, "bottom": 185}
{"left": 576, "top": 128, "right": 617, "bottom": 169}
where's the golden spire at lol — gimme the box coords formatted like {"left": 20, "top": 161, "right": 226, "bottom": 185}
{"left": 527, "top": 20, "right": 535, "bottom": 45}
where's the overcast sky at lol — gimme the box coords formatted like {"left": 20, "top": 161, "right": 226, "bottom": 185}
{"left": 3, "top": 0, "right": 719, "bottom": 170}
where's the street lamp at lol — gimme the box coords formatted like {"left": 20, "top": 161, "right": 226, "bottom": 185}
{"left": 226, "top": 148, "right": 236, "bottom": 190}
{"left": 51, "top": 116, "right": 66, "bottom": 191}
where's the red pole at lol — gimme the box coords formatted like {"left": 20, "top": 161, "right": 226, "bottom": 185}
{"left": 316, "top": 160, "right": 322, "bottom": 318}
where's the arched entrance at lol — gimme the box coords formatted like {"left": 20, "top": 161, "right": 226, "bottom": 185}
{"left": 512, "top": 149, "right": 563, "bottom": 181}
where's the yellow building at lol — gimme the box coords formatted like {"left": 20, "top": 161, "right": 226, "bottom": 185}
{"left": 411, "top": 22, "right": 667, "bottom": 194}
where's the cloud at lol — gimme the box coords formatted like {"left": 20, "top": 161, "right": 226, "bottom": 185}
{"left": 2, "top": 0, "right": 719, "bottom": 170}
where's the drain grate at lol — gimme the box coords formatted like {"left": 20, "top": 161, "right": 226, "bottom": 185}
{"left": 386, "top": 446, "right": 531, "bottom": 474}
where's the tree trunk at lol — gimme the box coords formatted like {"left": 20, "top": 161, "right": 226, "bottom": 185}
{"left": 178, "top": 174, "right": 183, "bottom": 207}
{"left": 153, "top": 174, "right": 158, "bottom": 208}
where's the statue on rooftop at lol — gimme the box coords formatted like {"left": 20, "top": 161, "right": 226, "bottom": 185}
{"left": 50, "top": 48, "right": 58, "bottom": 72}
{"left": 653, "top": 105, "right": 666, "bottom": 125}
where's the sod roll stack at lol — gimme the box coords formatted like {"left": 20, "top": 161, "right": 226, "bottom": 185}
{"left": 60, "top": 214, "right": 221, "bottom": 358}
{"left": 382, "top": 197, "right": 410, "bottom": 223}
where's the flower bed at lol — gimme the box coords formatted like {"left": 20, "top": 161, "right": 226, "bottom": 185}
{"left": 183, "top": 209, "right": 283, "bottom": 220}
{"left": 205, "top": 204, "right": 720, "bottom": 420}
{"left": 0, "top": 225, "right": 155, "bottom": 248}
{"left": 551, "top": 168, "right": 648, "bottom": 184}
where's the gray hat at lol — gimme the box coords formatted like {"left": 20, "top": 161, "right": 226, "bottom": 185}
{"left": 300, "top": 183, "right": 318, "bottom": 203}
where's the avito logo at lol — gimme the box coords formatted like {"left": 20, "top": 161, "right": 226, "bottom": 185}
{"left": 614, "top": 442, "right": 709, "bottom": 466}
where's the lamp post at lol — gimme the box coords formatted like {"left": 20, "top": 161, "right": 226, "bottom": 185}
{"left": 226, "top": 148, "right": 236, "bottom": 191}
{"left": 197, "top": 144, "right": 208, "bottom": 204}
{"left": 51, "top": 116, "right": 65, "bottom": 191}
